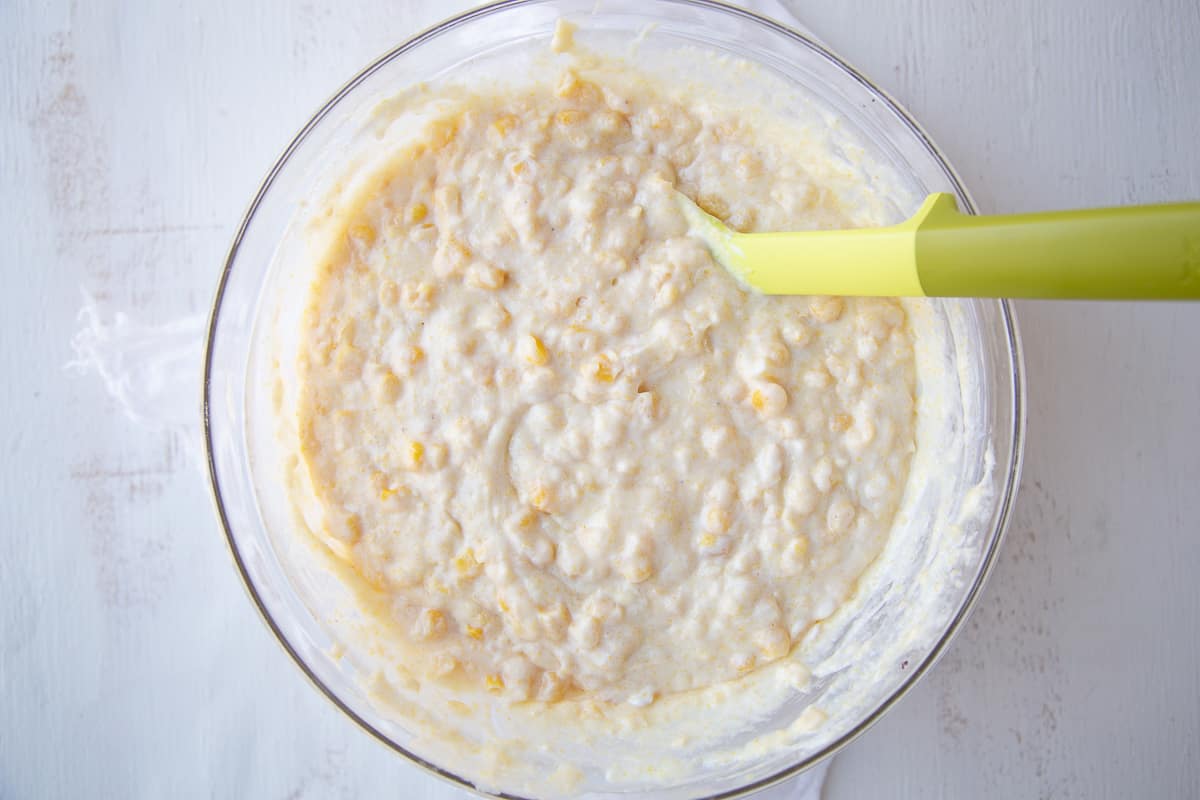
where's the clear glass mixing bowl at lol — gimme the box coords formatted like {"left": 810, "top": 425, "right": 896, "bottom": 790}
{"left": 204, "top": 1, "right": 1025, "bottom": 797}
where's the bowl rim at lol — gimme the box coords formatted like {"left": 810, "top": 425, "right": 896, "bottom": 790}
{"left": 202, "top": 1, "right": 1026, "bottom": 797}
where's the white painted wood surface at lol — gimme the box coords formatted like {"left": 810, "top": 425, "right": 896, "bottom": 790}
{"left": 2, "top": 1, "right": 1198, "bottom": 798}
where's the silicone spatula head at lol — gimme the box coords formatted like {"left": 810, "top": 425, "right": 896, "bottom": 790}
{"left": 675, "top": 189, "right": 1200, "bottom": 300}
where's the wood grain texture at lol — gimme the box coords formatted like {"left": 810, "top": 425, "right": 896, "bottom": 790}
{"left": 1, "top": 0, "right": 1197, "bottom": 798}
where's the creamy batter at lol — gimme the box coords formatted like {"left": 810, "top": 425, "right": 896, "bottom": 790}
{"left": 287, "top": 41, "right": 916, "bottom": 711}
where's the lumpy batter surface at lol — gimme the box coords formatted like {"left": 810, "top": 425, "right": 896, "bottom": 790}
{"left": 292, "top": 60, "right": 916, "bottom": 707}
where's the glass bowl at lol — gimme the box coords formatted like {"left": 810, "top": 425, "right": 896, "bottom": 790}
{"left": 204, "top": 1, "right": 1025, "bottom": 797}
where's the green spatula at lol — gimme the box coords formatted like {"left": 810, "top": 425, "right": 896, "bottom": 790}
{"left": 677, "top": 191, "right": 1200, "bottom": 299}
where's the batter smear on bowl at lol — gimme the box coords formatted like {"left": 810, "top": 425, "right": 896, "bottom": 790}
{"left": 289, "top": 47, "right": 917, "bottom": 709}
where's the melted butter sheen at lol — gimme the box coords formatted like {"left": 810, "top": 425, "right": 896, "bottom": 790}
{"left": 291, "top": 68, "right": 917, "bottom": 707}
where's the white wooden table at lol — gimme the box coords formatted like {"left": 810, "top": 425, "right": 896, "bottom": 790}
{"left": 2, "top": 1, "right": 1198, "bottom": 797}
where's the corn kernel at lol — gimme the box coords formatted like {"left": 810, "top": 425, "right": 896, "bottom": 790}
{"left": 537, "top": 671, "right": 567, "bottom": 702}
{"left": 378, "top": 280, "right": 399, "bottom": 306}
{"left": 408, "top": 440, "right": 424, "bottom": 467}
{"left": 484, "top": 302, "right": 511, "bottom": 329}
{"left": 408, "top": 202, "right": 428, "bottom": 223}
{"left": 560, "top": 74, "right": 601, "bottom": 104}
{"left": 333, "top": 345, "right": 363, "bottom": 380}
{"left": 539, "top": 602, "right": 571, "bottom": 639}
{"left": 409, "top": 222, "right": 437, "bottom": 245}
{"left": 433, "top": 185, "right": 460, "bottom": 218}
{"left": 809, "top": 295, "right": 845, "bottom": 323}
{"left": 466, "top": 625, "right": 484, "bottom": 641}
{"left": 434, "top": 237, "right": 472, "bottom": 277}
{"left": 465, "top": 262, "right": 508, "bottom": 290}
{"left": 555, "top": 109, "right": 584, "bottom": 126}
{"left": 433, "top": 654, "right": 459, "bottom": 677}
{"left": 342, "top": 514, "right": 362, "bottom": 543}
{"left": 529, "top": 484, "right": 552, "bottom": 511}
{"left": 490, "top": 114, "right": 518, "bottom": 138}
{"left": 413, "top": 608, "right": 446, "bottom": 640}
{"left": 374, "top": 370, "right": 402, "bottom": 403}
{"left": 453, "top": 548, "right": 481, "bottom": 577}
{"left": 348, "top": 222, "right": 376, "bottom": 245}
{"left": 620, "top": 556, "right": 654, "bottom": 583}
{"left": 520, "top": 334, "right": 549, "bottom": 366}
{"left": 655, "top": 283, "right": 679, "bottom": 308}
{"left": 511, "top": 160, "right": 527, "bottom": 176}
{"left": 748, "top": 380, "right": 788, "bottom": 417}
{"left": 703, "top": 506, "right": 732, "bottom": 534}
{"left": 589, "top": 354, "right": 615, "bottom": 382}
{"left": 378, "top": 481, "right": 411, "bottom": 504}
{"left": 406, "top": 345, "right": 425, "bottom": 364}
{"left": 550, "top": 18, "right": 576, "bottom": 52}
{"left": 401, "top": 280, "right": 436, "bottom": 311}
{"left": 485, "top": 674, "right": 505, "bottom": 691}
{"left": 803, "top": 367, "right": 832, "bottom": 389}
{"left": 764, "top": 340, "right": 790, "bottom": 365}
{"left": 571, "top": 616, "right": 603, "bottom": 651}
{"left": 556, "top": 71, "right": 582, "bottom": 98}
{"left": 428, "top": 120, "right": 458, "bottom": 149}
{"left": 634, "top": 391, "right": 660, "bottom": 421}
{"left": 783, "top": 536, "right": 810, "bottom": 569}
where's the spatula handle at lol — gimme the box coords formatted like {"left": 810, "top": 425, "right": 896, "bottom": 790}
{"left": 916, "top": 194, "right": 1200, "bottom": 299}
